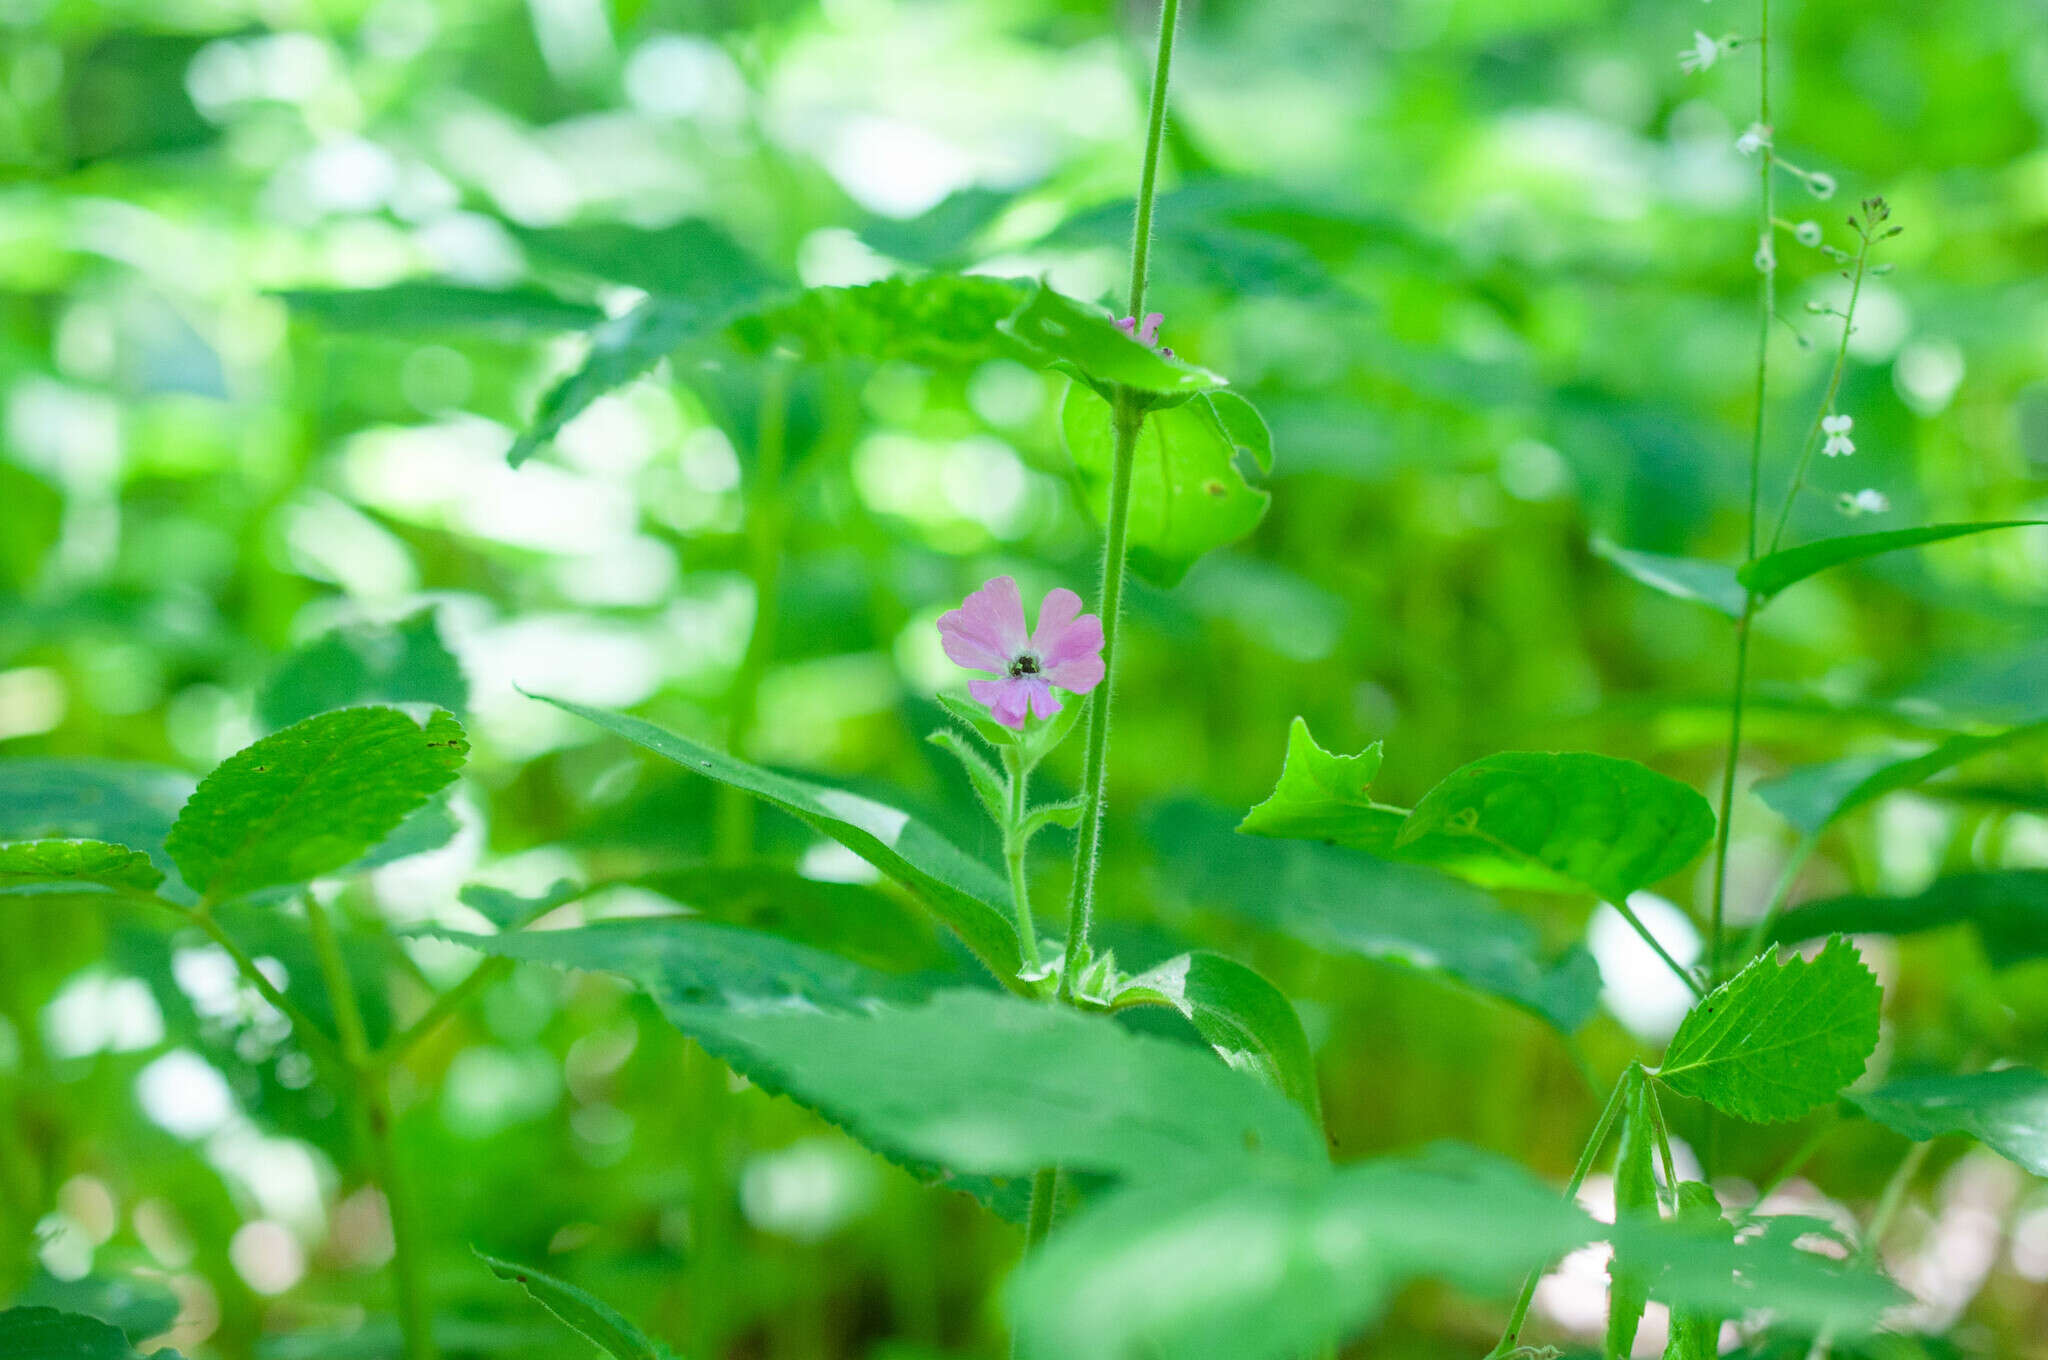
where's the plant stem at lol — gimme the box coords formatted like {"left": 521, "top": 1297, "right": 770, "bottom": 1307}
{"left": 305, "top": 895, "right": 436, "bottom": 1360}
{"left": 715, "top": 355, "right": 792, "bottom": 864}
{"left": 1765, "top": 239, "right": 1872, "bottom": 556}
{"left": 1004, "top": 752, "right": 1043, "bottom": 971}
{"left": 1056, "top": 0, "right": 1180, "bottom": 1000}
{"left": 1707, "top": 599, "right": 1756, "bottom": 985}
{"left": 1023, "top": 1167, "right": 1059, "bottom": 1251}
{"left": 1607, "top": 897, "right": 1705, "bottom": 998}
{"left": 1488, "top": 1069, "right": 1633, "bottom": 1358}
{"left": 1641, "top": 1075, "right": 1682, "bottom": 1212}
{"left": 177, "top": 901, "right": 348, "bottom": 1078}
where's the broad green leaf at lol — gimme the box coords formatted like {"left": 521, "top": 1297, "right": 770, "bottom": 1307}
{"left": 1005, "top": 284, "right": 1226, "bottom": 395}
{"left": 1657, "top": 938, "right": 1882, "bottom": 1123}
{"left": 1849, "top": 1068, "right": 2048, "bottom": 1176}
{"left": 165, "top": 707, "right": 468, "bottom": 901}
{"left": 0, "top": 1307, "right": 188, "bottom": 1359}
{"left": 532, "top": 694, "right": 1022, "bottom": 981}
{"left": 477, "top": 1251, "right": 661, "bottom": 1360}
{"left": 1591, "top": 538, "right": 1746, "bottom": 619}
{"left": 1153, "top": 804, "right": 1601, "bottom": 1032}
{"left": 740, "top": 274, "right": 1035, "bottom": 368}
{"left": 1397, "top": 752, "right": 1717, "bottom": 902}
{"left": 0, "top": 760, "right": 193, "bottom": 876}
{"left": 0, "top": 840, "right": 162, "bottom": 894}
{"left": 1738, "top": 521, "right": 2047, "bottom": 600}
{"left": 1753, "top": 721, "right": 2048, "bottom": 836}
{"left": 857, "top": 187, "right": 1020, "bottom": 267}
{"left": 1769, "top": 871, "right": 2048, "bottom": 967}
{"left": 1606, "top": 1067, "right": 1658, "bottom": 1360}
{"left": 1062, "top": 383, "right": 1271, "bottom": 587}
{"left": 11, "top": 1271, "right": 180, "bottom": 1343}
{"left": 1113, "top": 950, "right": 1322, "bottom": 1122}
{"left": 516, "top": 218, "right": 782, "bottom": 300}
{"left": 1657, "top": 1182, "right": 1730, "bottom": 1360}
{"left": 635, "top": 865, "right": 959, "bottom": 974}
{"left": 1238, "top": 716, "right": 1389, "bottom": 843}
{"left": 1009, "top": 1147, "right": 1588, "bottom": 1360}
{"left": 278, "top": 284, "right": 601, "bottom": 335}
{"left": 258, "top": 609, "right": 467, "bottom": 730}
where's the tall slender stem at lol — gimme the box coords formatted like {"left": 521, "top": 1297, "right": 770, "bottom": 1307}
{"left": 1766, "top": 239, "right": 1872, "bottom": 556}
{"left": 1056, "top": 0, "right": 1180, "bottom": 999}
{"left": 1707, "top": 600, "right": 1756, "bottom": 984}
{"left": 1004, "top": 753, "right": 1043, "bottom": 971}
{"left": 305, "top": 896, "right": 436, "bottom": 1360}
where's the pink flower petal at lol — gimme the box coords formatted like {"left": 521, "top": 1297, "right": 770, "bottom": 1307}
{"left": 1036, "top": 592, "right": 1105, "bottom": 694}
{"left": 1136, "top": 312, "right": 1164, "bottom": 346}
{"left": 969, "top": 676, "right": 1033, "bottom": 730}
{"left": 1026, "top": 679, "right": 1063, "bottom": 721}
{"left": 938, "top": 575, "right": 1028, "bottom": 674}
{"left": 1030, "top": 588, "right": 1083, "bottom": 653}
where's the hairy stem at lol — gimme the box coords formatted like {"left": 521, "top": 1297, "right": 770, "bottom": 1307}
{"left": 1004, "top": 751, "right": 1043, "bottom": 971}
{"left": 1489, "top": 1069, "right": 1633, "bottom": 1357}
{"left": 1056, "top": 0, "right": 1180, "bottom": 999}
{"left": 305, "top": 896, "right": 436, "bottom": 1360}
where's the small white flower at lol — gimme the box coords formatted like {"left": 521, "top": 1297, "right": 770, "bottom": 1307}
{"left": 1822, "top": 412, "right": 1855, "bottom": 457}
{"left": 1838, "top": 488, "right": 1889, "bottom": 516}
{"left": 1679, "top": 31, "right": 1721, "bottom": 73}
{"left": 1754, "top": 232, "right": 1776, "bottom": 274}
{"left": 1805, "top": 170, "right": 1837, "bottom": 200}
{"left": 1736, "top": 122, "right": 1771, "bottom": 156}
{"left": 1795, "top": 220, "right": 1822, "bottom": 247}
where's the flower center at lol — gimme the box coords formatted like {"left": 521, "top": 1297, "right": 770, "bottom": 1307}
{"left": 1008, "top": 653, "right": 1041, "bottom": 679}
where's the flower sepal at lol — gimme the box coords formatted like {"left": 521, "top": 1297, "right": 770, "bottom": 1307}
{"left": 1018, "top": 939, "right": 1126, "bottom": 1009}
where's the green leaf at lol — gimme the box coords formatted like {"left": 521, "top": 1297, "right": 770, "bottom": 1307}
{"left": 277, "top": 284, "right": 601, "bottom": 335}
{"left": 165, "top": 707, "right": 469, "bottom": 901}
{"left": 741, "top": 273, "right": 1035, "bottom": 368}
{"left": 11, "top": 1272, "right": 180, "bottom": 1343}
{"left": 457, "top": 879, "right": 586, "bottom": 930}
{"left": 1752, "top": 720, "right": 2048, "bottom": 837}
{"left": 1657, "top": 1182, "right": 1731, "bottom": 1360}
{"left": 1062, "top": 384, "right": 1271, "bottom": 587}
{"left": 1009, "top": 1147, "right": 1588, "bottom": 1360}
{"left": 1606, "top": 1068, "right": 1658, "bottom": 1360}
{"left": 1238, "top": 716, "right": 1388, "bottom": 843}
{"left": 1018, "top": 692, "right": 1091, "bottom": 771}
{"left": 516, "top": 218, "right": 783, "bottom": 300}
{"left": 926, "top": 729, "right": 1009, "bottom": 828}
{"left": 1768, "top": 871, "right": 2048, "bottom": 967}
{"left": 0, "top": 760, "right": 193, "bottom": 877}
{"left": 533, "top": 694, "right": 1022, "bottom": 981}
{"left": 1738, "top": 521, "right": 2048, "bottom": 600}
{"left": 0, "top": 840, "right": 162, "bottom": 894}
{"left": 1004, "top": 283, "right": 1226, "bottom": 396}
{"left": 0, "top": 1307, "right": 188, "bottom": 1359}
{"left": 857, "top": 187, "right": 1019, "bottom": 268}
{"left": 937, "top": 692, "right": 1017, "bottom": 750}
{"left": 1849, "top": 1068, "right": 2048, "bottom": 1176}
{"left": 510, "top": 289, "right": 787, "bottom": 468}
{"left": 635, "top": 865, "right": 960, "bottom": 975}
{"left": 477, "top": 1251, "right": 661, "bottom": 1360}
{"left": 1112, "top": 950, "right": 1322, "bottom": 1122}
{"left": 258, "top": 609, "right": 468, "bottom": 730}
{"left": 1657, "top": 938, "right": 1882, "bottom": 1124}
{"left": 1591, "top": 538, "right": 1746, "bottom": 619}
{"left": 1018, "top": 797, "right": 1085, "bottom": 842}
{"left": 1397, "top": 751, "right": 1717, "bottom": 902}
{"left": 1152, "top": 804, "right": 1601, "bottom": 1032}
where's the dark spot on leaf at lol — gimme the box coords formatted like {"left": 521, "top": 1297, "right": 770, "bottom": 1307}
{"left": 1205, "top": 480, "right": 1227, "bottom": 496}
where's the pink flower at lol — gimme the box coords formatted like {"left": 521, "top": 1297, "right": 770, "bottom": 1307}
{"left": 1115, "top": 311, "right": 1174, "bottom": 358}
{"left": 938, "top": 576, "right": 1105, "bottom": 729}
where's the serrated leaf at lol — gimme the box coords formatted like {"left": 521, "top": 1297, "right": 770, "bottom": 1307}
{"left": 533, "top": 694, "right": 1021, "bottom": 980}
{"left": 278, "top": 284, "right": 601, "bottom": 335}
{"left": 258, "top": 609, "right": 468, "bottom": 730}
{"left": 1753, "top": 720, "right": 2048, "bottom": 837}
{"left": 477, "top": 1251, "right": 661, "bottom": 1360}
{"left": 1657, "top": 938, "right": 1882, "bottom": 1124}
{"left": 0, "top": 760, "right": 193, "bottom": 880}
{"left": 1153, "top": 803, "right": 1601, "bottom": 1032}
{"left": 1238, "top": 716, "right": 1389, "bottom": 843}
{"left": 1062, "top": 384, "right": 1271, "bottom": 587}
{"left": 0, "top": 1307, "right": 188, "bottom": 1359}
{"left": 1591, "top": 538, "right": 1746, "bottom": 619}
{"left": 1018, "top": 798, "right": 1085, "bottom": 841}
{"left": 166, "top": 707, "right": 468, "bottom": 901}
{"left": 1004, "top": 284, "right": 1226, "bottom": 395}
{"left": 1768, "top": 871, "right": 2048, "bottom": 967}
{"left": 1113, "top": 950, "right": 1322, "bottom": 1122}
{"left": 1397, "top": 752, "right": 1717, "bottom": 902}
{"left": 0, "top": 840, "right": 162, "bottom": 894}
{"left": 1739, "top": 521, "right": 2048, "bottom": 600}
{"left": 1606, "top": 1067, "right": 1658, "bottom": 1360}
{"left": 741, "top": 273, "right": 1035, "bottom": 367}
{"left": 1849, "top": 1068, "right": 2048, "bottom": 1176}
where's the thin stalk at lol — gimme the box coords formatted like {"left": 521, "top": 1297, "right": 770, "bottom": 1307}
{"left": 1606, "top": 896, "right": 1705, "bottom": 998}
{"left": 1023, "top": 1167, "right": 1059, "bottom": 1252}
{"left": 1488, "top": 1070, "right": 1634, "bottom": 1357}
{"left": 1766, "top": 238, "right": 1872, "bottom": 556}
{"left": 305, "top": 896, "right": 436, "bottom": 1360}
{"left": 181, "top": 902, "right": 348, "bottom": 1078}
{"left": 1642, "top": 1076, "right": 1682, "bottom": 1213}
{"left": 715, "top": 356, "right": 792, "bottom": 864}
{"left": 1056, "top": 0, "right": 1180, "bottom": 999}
{"left": 1004, "top": 752, "right": 1043, "bottom": 971}
{"left": 1707, "top": 600, "right": 1756, "bottom": 984}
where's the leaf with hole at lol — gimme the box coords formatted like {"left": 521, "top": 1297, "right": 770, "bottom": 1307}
{"left": 1238, "top": 716, "right": 1392, "bottom": 845}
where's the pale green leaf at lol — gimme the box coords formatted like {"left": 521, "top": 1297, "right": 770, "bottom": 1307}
{"left": 856, "top": 187, "right": 1019, "bottom": 268}
{"left": 1238, "top": 716, "right": 1389, "bottom": 843}
{"left": 740, "top": 273, "right": 1034, "bottom": 367}
{"left": 1113, "top": 949, "right": 1322, "bottom": 1122}
{"left": 1062, "top": 383, "right": 1270, "bottom": 587}
{"left": 166, "top": 707, "right": 468, "bottom": 901}
{"left": 0, "top": 1307, "right": 188, "bottom": 1359}
{"left": 1753, "top": 721, "right": 2048, "bottom": 836}
{"left": 1397, "top": 751, "right": 1716, "bottom": 902}
{"left": 1658, "top": 938, "right": 1882, "bottom": 1124}
{"left": 0, "top": 840, "right": 162, "bottom": 894}
{"left": 1591, "top": 538, "right": 1746, "bottom": 619}
{"left": 1607, "top": 1067, "right": 1658, "bottom": 1360}
{"left": 1849, "top": 1068, "right": 2048, "bottom": 1176}
{"left": 258, "top": 609, "right": 467, "bottom": 730}
{"left": 533, "top": 694, "right": 1021, "bottom": 980}
{"left": 478, "top": 1252, "right": 661, "bottom": 1360}
{"left": 1768, "top": 870, "right": 2048, "bottom": 967}
{"left": 1739, "top": 521, "right": 2047, "bottom": 600}
{"left": 278, "top": 284, "right": 600, "bottom": 334}
{"left": 0, "top": 760, "right": 192, "bottom": 879}
{"left": 1004, "top": 283, "right": 1225, "bottom": 395}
